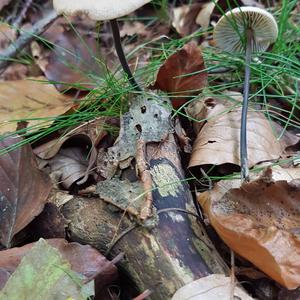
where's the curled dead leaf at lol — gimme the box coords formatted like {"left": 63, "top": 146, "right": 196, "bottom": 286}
{"left": 48, "top": 146, "right": 90, "bottom": 189}
{"left": 150, "top": 42, "right": 208, "bottom": 108}
{"left": 197, "top": 167, "right": 300, "bottom": 289}
{"left": 34, "top": 118, "right": 107, "bottom": 159}
{"left": 188, "top": 92, "right": 286, "bottom": 173}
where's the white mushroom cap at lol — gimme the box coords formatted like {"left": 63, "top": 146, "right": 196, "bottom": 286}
{"left": 214, "top": 7, "right": 278, "bottom": 53}
{"left": 53, "top": 0, "right": 151, "bottom": 21}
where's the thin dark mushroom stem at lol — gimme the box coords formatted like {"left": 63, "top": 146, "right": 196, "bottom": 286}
{"left": 240, "top": 28, "right": 254, "bottom": 181}
{"left": 110, "top": 19, "right": 142, "bottom": 91}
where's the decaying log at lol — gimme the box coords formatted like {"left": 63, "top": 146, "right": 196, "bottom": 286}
{"left": 61, "top": 132, "right": 229, "bottom": 299}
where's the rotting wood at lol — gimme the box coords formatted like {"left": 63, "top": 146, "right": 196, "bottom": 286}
{"left": 60, "top": 132, "right": 230, "bottom": 299}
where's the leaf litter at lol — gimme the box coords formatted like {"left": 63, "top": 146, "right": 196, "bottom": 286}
{"left": 0, "top": 0, "right": 299, "bottom": 298}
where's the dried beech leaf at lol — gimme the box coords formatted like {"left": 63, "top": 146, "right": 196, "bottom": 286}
{"left": 195, "top": 2, "right": 216, "bottom": 29}
{"left": 0, "top": 137, "right": 51, "bottom": 247}
{"left": 0, "top": 238, "right": 117, "bottom": 289}
{"left": 0, "top": 23, "right": 16, "bottom": 50}
{"left": 0, "top": 239, "right": 95, "bottom": 299}
{"left": 48, "top": 147, "right": 89, "bottom": 189}
{"left": 34, "top": 118, "right": 107, "bottom": 159}
{"left": 172, "top": 4, "right": 204, "bottom": 36}
{"left": 150, "top": 42, "right": 208, "bottom": 108}
{"left": 0, "top": 0, "right": 11, "bottom": 11}
{"left": 188, "top": 92, "right": 285, "bottom": 170}
{"left": 172, "top": 274, "right": 254, "bottom": 300}
{"left": 120, "top": 21, "right": 147, "bottom": 37}
{"left": 43, "top": 30, "right": 103, "bottom": 92}
{"left": 197, "top": 167, "right": 300, "bottom": 289}
{"left": 0, "top": 77, "right": 72, "bottom": 134}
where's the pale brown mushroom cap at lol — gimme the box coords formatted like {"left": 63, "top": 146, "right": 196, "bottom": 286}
{"left": 53, "top": 0, "right": 151, "bottom": 21}
{"left": 213, "top": 7, "right": 278, "bottom": 53}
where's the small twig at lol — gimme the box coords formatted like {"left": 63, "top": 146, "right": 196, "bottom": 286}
{"left": 105, "top": 225, "right": 138, "bottom": 256}
{"left": 136, "top": 138, "right": 153, "bottom": 220}
{"left": 0, "top": 10, "right": 58, "bottom": 71}
{"left": 132, "top": 289, "right": 152, "bottom": 300}
{"left": 82, "top": 252, "right": 124, "bottom": 284}
{"left": 13, "top": 0, "right": 33, "bottom": 28}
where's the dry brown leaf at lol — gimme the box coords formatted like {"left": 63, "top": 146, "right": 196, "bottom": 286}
{"left": 150, "top": 42, "right": 208, "bottom": 108}
{"left": 198, "top": 167, "right": 300, "bottom": 289}
{"left": 0, "top": 136, "right": 52, "bottom": 247}
{"left": 0, "top": 0, "right": 11, "bottom": 10}
{"left": 188, "top": 92, "right": 285, "bottom": 171}
{"left": 0, "top": 238, "right": 118, "bottom": 289}
{"left": 34, "top": 118, "right": 107, "bottom": 159}
{"left": 195, "top": 2, "right": 216, "bottom": 29}
{"left": 48, "top": 147, "right": 90, "bottom": 189}
{"left": 120, "top": 21, "right": 147, "bottom": 37}
{"left": 0, "top": 23, "right": 16, "bottom": 50}
{"left": 172, "top": 274, "right": 254, "bottom": 300}
{"left": 42, "top": 30, "right": 103, "bottom": 92}
{"left": 0, "top": 63, "right": 28, "bottom": 81}
{"left": 25, "top": 203, "right": 67, "bottom": 240}
{"left": 172, "top": 3, "right": 204, "bottom": 37}
{"left": 0, "top": 0, "right": 11, "bottom": 11}
{"left": 0, "top": 77, "right": 72, "bottom": 134}
{"left": 172, "top": 0, "right": 262, "bottom": 37}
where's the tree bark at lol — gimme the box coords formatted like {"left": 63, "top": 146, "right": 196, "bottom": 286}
{"left": 61, "top": 133, "right": 229, "bottom": 299}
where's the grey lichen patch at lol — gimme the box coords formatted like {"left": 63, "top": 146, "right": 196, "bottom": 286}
{"left": 98, "top": 93, "right": 172, "bottom": 179}
{"left": 151, "top": 164, "right": 182, "bottom": 197}
{"left": 96, "top": 178, "right": 144, "bottom": 216}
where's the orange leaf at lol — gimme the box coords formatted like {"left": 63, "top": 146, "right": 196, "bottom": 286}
{"left": 198, "top": 167, "right": 300, "bottom": 289}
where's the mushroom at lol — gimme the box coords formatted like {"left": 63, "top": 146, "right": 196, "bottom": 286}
{"left": 53, "top": 0, "right": 151, "bottom": 91}
{"left": 213, "top": 7, "right": 278, "bottom": 180}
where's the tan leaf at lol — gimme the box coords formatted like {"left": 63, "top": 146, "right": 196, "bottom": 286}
{"left": 172, "top": 4, "right": 203, "bottom": 36}
{"left": 188, "top": 92, "right": 284, "bottom": 170}
{"left": 0, "top": 77, "right": 72, "bottom": 134}
{"left": 197, "top": 167, "right": 300, "bottom": 289}
{"left": 34, "top": 118, "right": 107, "bottom": 159}
{"left": 195, "top": 2, "right": 216, "bottom": 29}
{"left": 120, "top": 21, "right": 147, "bottom": 37}
{"left": 172, "top": 274, "right": 254, "bottom": 300}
